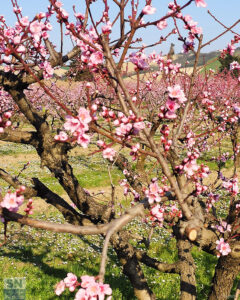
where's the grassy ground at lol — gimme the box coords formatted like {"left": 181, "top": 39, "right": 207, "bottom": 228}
{"left": 0, "top": 140, "right": 239, "bottom": 299}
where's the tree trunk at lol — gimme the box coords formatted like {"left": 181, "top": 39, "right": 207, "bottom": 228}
{"left": 178, "top": 239, "right": 197, "bottom": 300}
{"left": 112, "top": 231, "right": 156, "bottom": 300}
{"left": 208, "top": 254, "right": 240, "bottom": 300}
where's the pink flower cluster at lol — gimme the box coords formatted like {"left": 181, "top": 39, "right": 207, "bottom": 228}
{"left": 230, "top": 61, "right": 240, "bottom": 71}
{"left": 102, "top": 21, "right": 112, "bottom": 35}
{"left": 55, "top": 273, "right": 112, "bottom": 300}
{"left": 216, "top": 238, "right": 231, "bottom": 257}
{"left": 158, "top": 85, "right": 186, "bottom": 120}
{"left": 39, "top": 61, "right": 54, "bottom": 79}
{"left": 97, "top": 140, "right": 116, "bottom": 161}
{"left": 101, "top": 107, "right": 145, "bottom": 140}
{"left": 160, "top": 125, "right": 172, "bottom": 151}
{"left": 0, "top": 111, "right": 12, "bottom": 133}
{"left": 168, "top": 204, "right": 182, "bottom": 220}
{"left": 222, "top": 176, "right": 239, "bottom": 196}
{"left": 220, "top": 36, "right": 240, "bottom": 58}
{"left": 55, "top": 107, "right": 92, "bottom": 148}
{"left": 0, "top": 8, "right": 53, "bottom": 73}
{"left": 1, "top": 186, "right": 26, "bottom": 213}
{"left": 142, "top": 5, "right": 156, "bottom": 15}
{"left": 150, "top": 204, "right": 165, "bottom": 225}
{"left": 206, "top": 193, "right": 219, "bottom": 212}
{"left": 175, "top": 152, "right": 200, "bottom": 177}
{"left": 156, "top": 56, "right": 181, "bottom": 76}
{"left": 129, "top": 51, "right": 149, "bottom": 70}
{"left": 214, "top": 220, "right": 231, "bottom": 234}
{"left": 145, "top": 180, "right": 164, "bottom": 204}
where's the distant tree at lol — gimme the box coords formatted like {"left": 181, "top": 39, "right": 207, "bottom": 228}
{"left": 219, "top": 53, "right": 240, "bottom": 77}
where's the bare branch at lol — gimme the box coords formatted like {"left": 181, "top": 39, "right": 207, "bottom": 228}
{"left": 0, "top": 128, "right": 38, "bottom": 147}
{"left": 201, "top": 18, "right": 240, "bottom": 49}
{"left": 135, "top": 250, "right": 180, "bottom": 274}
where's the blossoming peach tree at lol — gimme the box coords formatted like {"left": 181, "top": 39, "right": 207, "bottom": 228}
{"left": 0, "top": 0, "right": 240, "bottom": 299}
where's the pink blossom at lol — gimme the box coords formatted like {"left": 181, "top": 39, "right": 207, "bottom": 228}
{"left": 29, "top": 20, "right": 42, "bottom": 35}
{"left": 64, "top": 115, "right": 81, "bottom": 133}
{"left": 151, "top": 204, "right": 164, "bottom": 223}
{"left": 195, "top": 0, "right": 207, "bottom": 7}
{"left": 129, "top": 52, "right": 149, "bottom": 70}
{"left": 76, "top": 132, "right": 91, "bottom": 148}
{"left": 165, "top": 111, "right": 177, "bottom": 119}
{"left": 102, "top": 22, "right": 112, "bottom": 34}
{"left": 146, "top": 182, "right": 163, "bottom": 204}
{"left": 98, "top": 282, "right": 112, "bottom": 298}
{"left": 55, "top": 280, "right": 65, "bottom": 296}
{"left": 16, "top": 45, "right": 26, "bottom": 53}
{"left": 133, "top": 121, "right": 145, "bottom": 131}
{"left": 168, "top": 85, "right": 187, "bottom": 103}
{"left": 157, "top": 20, "right": 167, "bottom": 30}
{"left": 216, "top": 238, "right": 231, "bottom": 256}
{"left": 230, "top": 61, "right": 240, "bottom": 71}
{"left": 20, "top": 16, "right": 29, "bottom": 27}
{"left": 13, "top": 36, "right": 21, "bottom": 44}
{"left": 64, "top": 273, "right": 78, "bottom": 292}
{"left": 55, "top": 1, "right": 63, "bottom": 8}
{"left": 78, "top": 107, "right": 92, "bottom": 125}
{"left": 54, "top": 131, "right": 68, "bottom": 142}
{"left": 103, "top": 148, "right": 116, "bottom": 161}
{"left": 81, "top": 275, "right": 96, "bottom": 288}
{"left": 132, "top": 143, "right": 140, "bottom": 152}
{"left": 74, "top": 288, "right": 88, "bottom": 300}
{"left": 142, "top": 5, "right": 156, "bottom": 15}
{"left": 89, "top": 51, "right": 104, "bottom": 66}
{"left": 1, "top": 192, "right": 24, "bottom": 212}
{"left": 184, "top": 159, "right": 199, "bottom": 176}
{"left": 116, "top": 123, "right": 132, "bottom": 136}
{"left": 166, "top": 99, "right": 180, "bottom": 112}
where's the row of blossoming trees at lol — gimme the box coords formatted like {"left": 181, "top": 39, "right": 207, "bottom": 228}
{"left": 0, "top": 0, "right": 240, "bottom": 299}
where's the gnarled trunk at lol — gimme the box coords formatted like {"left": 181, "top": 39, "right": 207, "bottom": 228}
{"left": 208, "top": 254, "right": 240, "bottom": 300}
{"left": 178, "top": 239, "right": 197, "bottom": 300}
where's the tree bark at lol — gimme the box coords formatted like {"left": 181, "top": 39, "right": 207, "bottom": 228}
{"left": 178, "top": 239, "right": 197, "bottom": 300}
{"left": 112, "top": 231, "right": 156, "bottom": 300}
{"left": 208, "top": 253, "right": 240, "bottom": 300}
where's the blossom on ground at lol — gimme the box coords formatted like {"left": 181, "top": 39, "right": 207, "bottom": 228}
{"left": 216, "top": 238, "right": 231, "bottom": 256}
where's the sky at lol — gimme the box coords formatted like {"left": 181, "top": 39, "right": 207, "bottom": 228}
{"left": 1, "top": 0, "right": 240, "bottom": 56}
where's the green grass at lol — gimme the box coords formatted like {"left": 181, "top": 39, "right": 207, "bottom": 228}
{"left": 200, "top": 57, "right": 221, "bottom": 73}
{"left": 0, "top": 214, "right": 223, "bottom": 300}
{"left": 0, "top": 140, "right": 239, "bottom": 299}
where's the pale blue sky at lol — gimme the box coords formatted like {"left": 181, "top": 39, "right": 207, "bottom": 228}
{"left": 1, "top": 0, "right": 240, "bottom": 55}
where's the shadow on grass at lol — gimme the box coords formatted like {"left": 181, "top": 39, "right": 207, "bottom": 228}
{"left": 1, "top": 244, "right": 135, "bottom": 299}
